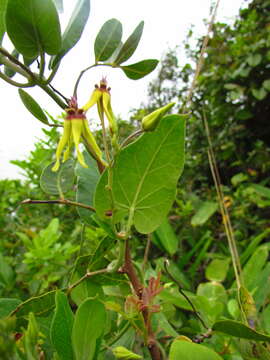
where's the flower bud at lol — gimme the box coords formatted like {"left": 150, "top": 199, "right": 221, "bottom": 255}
{"left": 141, "top": 102, "right": 175, "bottom": 131}
{"left": 112, "top": 346, "right": 142, "bottom": 359}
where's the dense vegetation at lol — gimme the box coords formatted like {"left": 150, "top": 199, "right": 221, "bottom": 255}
{"left": 0, "top": 0, "right": 270, "bottom": 359}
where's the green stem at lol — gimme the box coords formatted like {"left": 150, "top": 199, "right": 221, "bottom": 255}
{"left": 38, "top": 52, "right": 45, "bottom": 79}
{"left": 0, "top": 56, "right": 30, "bottom": 78}
{"left": 0, "top": 46, "right": 35, "bottom": 80}
{"left": 45, "top": 62, "right": 60, "bottom": 84}
{"left": 0, "top": 71, "right": 32, "bottom": 87}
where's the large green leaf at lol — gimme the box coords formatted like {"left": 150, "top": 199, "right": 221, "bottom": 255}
{"left": 121, "top": 59, "right": 158, "bottom": 80}
{"left": 0, "top": 0, "right": 8, "bottom": 43}
{"left": 205, "top": 258, "right": 230, "bottom": 282}
{"left": 72, "top": 298, "right": 106, "bottom": 360}
{"left": 75, "top": 152, "right": 100, "bottom": 225}
{"left": 154, "top": 219, "right": 179, "bottom": 255}
{"left": 51, "top": 0, "right": 90, "bottom": 68}
{"left": 95, "top": 115, "right": 186, "bottom": 234}
{"left": 18, "top": 89, "right": 49, "bottom": 125}
{"left": 169, "top": 340, "right": 223, "bottom": 360}
{"left": 0, "top": 298, "right": 21, "bottom": 319}
{"left": 94, "top": 18, "right": 122, "bottom": 62}
{"left": 40, "top": 160, "right": 75, "bottom": 196}
{"left": 251, "top": 184, "right": 270, "bottom": 199}
{"left": 50, "top": 291, "right": 74, "bottom": 360}
{"left": 213, "top": 320, "right": 270, "bottom": 342}
{"left": 6, "top": 0, "right": 61, "bottom": 58}
{"left": 11, "top": 291, "right": 56, "bottom": 318}
{"left": 114, "top": 21, "right": 144, "bottom": 65}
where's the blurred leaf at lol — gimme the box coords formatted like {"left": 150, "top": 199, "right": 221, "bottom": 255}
{"left": 263, "top": 79, "right": 270, "bottom": 91}
{"left": 191, "top": 201, "right": 218, "bottom": 226}
{"left": 205, "top": 259, "right": 230, "bottom": 282}
{"left": 114, "top": 21, "right": 144, "bottom": 65}
{"left": 121, "top": 59, "right": 158, "bottom": 80}
{"left": 6, "top": 0, "right": 61, "bottom": 58}
{"left": 40, "top": 159, "right": 75, "bottom": 196}
{"left": 0, "top": 298, "right": 21, "bottom": 319}
{"left": 11, "top": 290, "right": 56, "bottom": 318}
{"left": 251, "top": 184, "right": 270, "bottom": 199}
{"left": 169, "top": 339, "right": 223, "bottom": 360}
{"left": 50, "top": 291, "right": 74, "bottom": 360}
{"left": 197, "top": 282, "right": 228, "bottom": 304}
{"left": 231, "top": 173, "right": 248, "bottom": 186}
{"left": 18, "top": 89, "right": 49, "bottom": 125}
{"left": 51, "top": 0, "right": 90, "bottom": 68}
{"left": 247, "top": 54, "right": 262, "bottom": 67}
{"left": 242, "top": 245, "right": 268, "bottom": 291}
{"left": 75, "top": 152, "right": 100, "bottom": 225}
{"left": 154, "top": 219, "right": 179, "bottom": 255}
{"left": 0, "top": 0, "right": 7, "bottom": 43}
{"left": 95, "top": 115, "right": 186, "bottom": 234}
{"left": 71, "top": 277, "right": 104, "bottom": 306}
{"left": 251, "top": 87, "right": 267, "bottom": 100}
{"left": 72, "top": 298, "right": 106, "bottom": 360}
{"left": 94, "top": 18, "right": 122, "bottom": 62}
{"left": 158, "top": 288, "right": 195, "bottom": 311}
{"left": 0, "top": 254, "right": 14, "bottom": 286}
{"left": 213, "top": 320, "right": 270, "bottom": 342}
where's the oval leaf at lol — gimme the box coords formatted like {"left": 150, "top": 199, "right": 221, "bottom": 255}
{"left": 121, "top": 59, "right": 158, "bottom": 80}
{"left": 95, "top": 114, "right": 186, "bottom": 234}
{"left": 6, "top": 0, "right": 61, "bottom": 58}
{"left": 213, "top": 320, "right": 270, "bottom": 342}
{"left": 50, "top": 291, "right": 74, "bottom": 360}
{"left": 205, "top": 258, "right": 230, "bottom": 282}
{"left": 18, "top": 89, "right": 49, "bottom": 125}
{"left": 154, "top": 219, "right": 179, "bottom": 256}
{"left": 114, "top": 21, "right": 144, "bottom": 65}
{"left": 169, "top": 339, "right": 223, "bottom": 360}
{"left": 72, "top": 298, "right": 106, "bottom": 360}
{"left": 40, "top": 160, "right": 75, "bottom": 196}
{"left": 94, "top": 18, "right": 122, "bottom": 62}
{"left": 0, "top": 298, "right": 21, "bottom": 319}
{"left": 51, "top": 0, "right": 90, "bottom": 68}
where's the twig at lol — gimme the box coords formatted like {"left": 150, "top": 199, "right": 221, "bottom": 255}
{"left": 183, "top": 0, "right": 221, "bottom": 112}
{"left": 21, "top": 198, "right": 95, "bottom": 212}
{"left": 164, "top": 260, "right": 208, "bottom": 330}
{"left": 121, "top": 129, "right": 143, "bottom": 148}
{"left": 48, "top": 84, "right": 69, "bottom": 104}
{"left": 0, "top": 46, "right": 35, "bottom": 80}
{"left": 67, "top": 268, "right": 108, "bottom": 294}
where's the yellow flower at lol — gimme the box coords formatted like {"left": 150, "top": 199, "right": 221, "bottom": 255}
{"left": 52, "top": 101, "right": 105, "bottom": 172}
{"left": 83, "top": 78, "right": 117, "bottom": 136}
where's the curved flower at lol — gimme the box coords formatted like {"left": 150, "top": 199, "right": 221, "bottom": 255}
{"left": 83, "top": 78, "right": 117, "bottom": 136}
{"left": 52, "top": 106, "right": 105, "bottom": 172}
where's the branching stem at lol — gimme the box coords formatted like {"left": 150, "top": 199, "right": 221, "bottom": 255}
{"left": 21, "top": 198, "right": 96, "bottom": 212}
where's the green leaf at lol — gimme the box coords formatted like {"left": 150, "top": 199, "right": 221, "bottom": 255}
{"left": 154, "top": 219, "right": 179, "bottom": 255}
{"left": 95, "top": 115, "right": 186, "bottom": 234}
{"left": 4, "top": 49, "right": 19, "bottom": 78}
{"left": 191, "top": 201, "right": 218, "bottom": 226}
{"left": 251, "top": 87, "right": 267, "bottom": 100}
{"left": 251, "top": 184, "right": 270, "bottom": 199}
{"left": 263, "top": 79, "right": 270, "bottom": 91}
{"left": 0, "top": 298, "right": 21, "bottom": 319}
{"left": 121, "top": 59, "right": 158, "bottom": 80}
{"left": 169, "top": 339, "right": 223, "bottom": 360}
{"left": 205, "top": 258, "right": 230, "bottom": 282}
{"left": 72, "top": 298, "right": 106, "bottom": 360}
{"left": 6, "top": 0, "right": 61, "bottom": 58}
{"left": 94, "top": 18, "right": 122, "bottom": 62}
{"left": 213, "top": 320, "right": 270, "bottom": 342}
{"left": 10, "top": 290, "right": 56, "bottom": 318}
{"left": 247, "top": 53, "right": 262, "bottom": 67}
{"left": 51, "top": 0, "right": 90, "bottom": 68}
{"left": 75, "top": 152, "right": 100, "bottom": 225}
{"left": 40, "top": 159, "right": 75, "bottom": 196}
{"left": 50, "top": 291, "right": 74, "bottom": 360}
{"left": 0, "top": 254, "right": 14, "bottom": 286}
{"left": 231, "top": 172, "right": 248, "bottom": 186}
{"left": 114, "top": 21, "right": 144, "bottom": 65}
{"left": 18, "top": 89, "right": 49, "bottom": 125}
{"left": 0, "top": 0, "right": 8, "bottom": 43}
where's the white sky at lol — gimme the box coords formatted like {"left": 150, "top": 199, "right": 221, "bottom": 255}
{"left": 0, "top": 0, "right": 247, "bottom": 179}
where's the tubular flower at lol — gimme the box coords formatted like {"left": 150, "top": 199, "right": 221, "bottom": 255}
{"left": 52, "top": 103, "right": 105, "bottom": 172}
{"left": 83, "top": 78, "right": 118, "bottom": 136}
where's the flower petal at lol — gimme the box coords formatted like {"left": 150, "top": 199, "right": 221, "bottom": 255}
{"left": 71, "top": 119, "right": 87, "bottom": 168}
{"left": 52, "top": 120, "right": 72, "bottom": 172}
{"left": 102, "top": 92, "right": 117, "bottom": 134}
{"left": 82, "top": 89, "right": 103, "bottom": 112}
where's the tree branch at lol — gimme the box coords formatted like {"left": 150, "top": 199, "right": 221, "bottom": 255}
{"left": 21, "top": 198, "right": 95, "bottom": 212}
